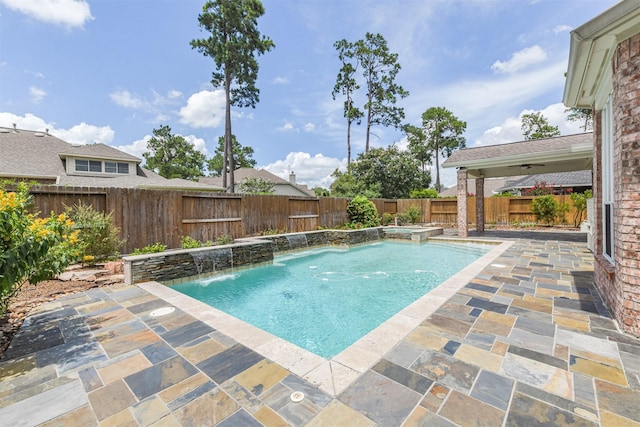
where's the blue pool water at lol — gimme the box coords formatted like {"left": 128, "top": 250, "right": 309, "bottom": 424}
{"left": 170, "top": 240, "right": 490, "bottom": 358}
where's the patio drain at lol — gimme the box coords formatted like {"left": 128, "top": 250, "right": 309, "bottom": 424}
{"left": 290, "top": 391, "right": 304, "bottom": 403}
{"left": 149, "top": 307, "right": 176, "bottom": 317}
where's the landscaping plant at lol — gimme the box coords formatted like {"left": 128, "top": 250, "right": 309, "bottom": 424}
{"left": 531, "top": 195, "right": 560, "bottom": 226}
{"left": 131, "top": 242, "right": 167, "bottom": 255}
{"left": 216, "top": 234, "right": 234, "bottom": 245}
{"left": 181, "top": 236, "right": 213, "bottom": 249}
{"left": 346, "top": 195, "right": 380, "bottom": 228}
{"left": 0, "top": 184, "right": 80, "bottom": 313}
{"left": 66, "top": 202, "right": 124, "bottom": 261}
{"left": 570, "top": 190, "right": 593, "bottom": 226}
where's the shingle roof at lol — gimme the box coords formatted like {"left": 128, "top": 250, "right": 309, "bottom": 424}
{"left": 495, "top": 170, "right": 592, "bottom": 192}
{"left": 0, "top": 127, "right": 221, "bottom": 191}
{"left": 443, "top": 133, "right": 593, "bottom": 166}
{"left": 60, "top": 143, "right": 141, "bottom": 162}
{"left": 199, "top": 168, "right": 315, "bottom": 196}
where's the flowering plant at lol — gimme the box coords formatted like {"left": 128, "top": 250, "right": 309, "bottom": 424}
{"left": 0, "top": 184, "right": 80, "bottom": 312}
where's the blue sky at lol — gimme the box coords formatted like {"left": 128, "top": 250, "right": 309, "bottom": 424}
{"left": 0, "top": 0, "right": 618, "bottom": 189}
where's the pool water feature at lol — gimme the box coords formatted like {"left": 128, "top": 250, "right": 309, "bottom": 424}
{"left": 170, "top": 240, "right": 490, "bottom": 358}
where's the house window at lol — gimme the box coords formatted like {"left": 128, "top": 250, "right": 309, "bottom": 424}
{"left": 76, "top": 159, "right": 103, "bottom": 172}
{"left": 89, "top": 160, "right": 102, "bottom": 172}
{"left": 105, "top": 162, "right": 117, "bottom": 173}
{"left": 75, "top": 159, "right": 89, "bottom": 172}
{"left": 117, "top": 163, "right": 129, "bottom": 174}
{"left": 601, "top": 95, "right": 614, "bottom": 262}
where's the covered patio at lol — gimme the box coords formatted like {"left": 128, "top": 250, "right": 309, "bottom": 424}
{"left": 442, "top": 133, "right": 593, "bottom": 237}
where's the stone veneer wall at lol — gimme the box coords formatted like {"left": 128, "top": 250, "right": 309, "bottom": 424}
{"left": 610, "top": 33, "right": 640, "bottom": 336}
{"left": 124, "top": 227, "right": 385, "bottom": 285}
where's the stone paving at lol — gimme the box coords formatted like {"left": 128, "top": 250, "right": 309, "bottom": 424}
{"left": 1, "top": 230, "right": 639, "bottom": 426}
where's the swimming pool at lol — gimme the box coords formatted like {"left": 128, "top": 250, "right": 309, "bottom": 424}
{"left": 170, "top": 240, "right": 490, "bottom": 358}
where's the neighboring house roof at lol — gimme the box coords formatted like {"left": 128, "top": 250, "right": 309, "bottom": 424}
{"left": 495, "top": 170, "right": 592, "bottom": 193}
{"left": 438, "top": 176, "right": 526, "bottom": 197}
{"left": 0, "top": 126, "right": 222, "bottom": 191}
{"left": 199, "top": 168, "right": 316, "bottom": 197}
{"left": 564, "top": 0, "right": 640, "bottom": 109}
{"left": 442, "top": 133, "right": 593, "bottom": 178}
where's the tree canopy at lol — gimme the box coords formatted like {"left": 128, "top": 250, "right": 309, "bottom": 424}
{"left": 142, "top": 125, "right": 206, "bottom": 181}
{"left": 342, "top": 145, "right": 431, "bottom": 199}
{"left": 353, "top": 32, "right": 408, "bottom": 153}
{"left": 207, "top": 135, "right": 256, "bottom": 176}
{"left": 407, "top": 107, "right": 466, "bottom": 192}
{"left": 566, "top": 107, "right": 593, "bottom": 132}
{"left": 521, "top": 112, "right": 561, "bottom": 140}
{"left": 190, "top": 0, "right": 274, "bottom": 192}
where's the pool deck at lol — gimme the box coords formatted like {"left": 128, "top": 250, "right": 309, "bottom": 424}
{"left": 1, "top": 230, "right": 640, "bottom": 426}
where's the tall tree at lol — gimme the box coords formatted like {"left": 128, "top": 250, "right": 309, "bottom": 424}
{"left": 332, "top": 39, "right": 363, "bottom": 170}
{"left": 142, "top": 125, "right": 207, "bottom": 181}
{"left": 190, "top": 0, "right": 274, "bottom": 192}
{"left": 207, "top": 134, "right": 256, "bottom": 176}
{"left": 404, "top": 124, "right": 431, "bottom": 173}
{"left": 566, "top": 107, "right": 593, "bottom": 132}
{"left": 350, "top": 145, "right": 430, "bottom": 199}
{"left": 416, "top": 107, "right": 467, "bottom": 192}
{"left": 521, "top": 111, "right": 561, "bottom": 140}
{"left": 354, "top": 32, "right": 409, "bottom": 153}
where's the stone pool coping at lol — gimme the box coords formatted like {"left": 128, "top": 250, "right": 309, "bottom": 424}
{"left": 138, "top": 238, "right": 513, "bottom": 397}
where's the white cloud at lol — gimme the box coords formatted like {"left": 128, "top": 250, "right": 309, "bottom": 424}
{"left": 491, "top": 45, "right": 548, "bottom": 74}
{"left": 178, "top": 89, "right": 226, "bottom": 128}
{"left": 183, "top": 134, "right": 209, "bottom": 156}
{"left": 167, "top": 90, "right": 182, "bottom": 99}
{"left": 110, "top": 90, "right": 146, "bottom": 109}
{"left": 55, "top": 122, "right": 115, "bottom": 145}
{"left": 262, "top": 152, "right": 346, "bottom": 189}
{"left": 1, "top": 0, "right": 93, "bottom": 29}
{"left": 29, "top": 86, "right": 46, "bottom": 103}
{"left": 553, "top": 24, "right": 572, "bottom": 34}
{"left": 0, "top": 112, "right": 51, "bottom": 130}
{"left": 277, "top": 121, "right": 296, "bottom": 132}
{"left": 273, "top": 76, "right": 290, "bottom": 85}
{"left": 474, "top": 102, "right": 585, "bottom": 147}
{"left": 303, "top": 122, "right": 315, "bottom": 132}
{"left": 111, "top": 136, "right": 149, "bottom": 160}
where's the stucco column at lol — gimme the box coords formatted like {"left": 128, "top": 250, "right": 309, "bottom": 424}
{"left": 476, "top": 177, "right": 485, "bottom": 233}
{"left": 457, "top": 169, "right": 468, "bottom": 237}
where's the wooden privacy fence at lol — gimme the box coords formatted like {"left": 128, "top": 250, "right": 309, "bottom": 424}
{"left": 25, "top": 186, "right": 586, "bottom": 253}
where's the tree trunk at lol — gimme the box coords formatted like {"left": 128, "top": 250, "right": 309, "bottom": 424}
{"left": 434, "top": 143, "right": 441, "bottom": 193}
{"left": 365, "top": 101, "right": 372, "bottom": 153}
{"left": 224, "top": 71, "right": 234, "bottom": 193}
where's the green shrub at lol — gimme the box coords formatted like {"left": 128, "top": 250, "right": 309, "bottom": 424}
{"left": 65, "top": 202, "right": 124, "bottom": 261}
{"left": 181, "top": 235, "right": 210, "bottom": 249}
{"left": 531, "top": 195, "right": 560, "bottom": 226}
{"left": 381, "top": 213, "right": 395, "bottom": 226}
{"left": 216, "top": 234, "right": 233, "bottom": 245}
{"left": 406, "top": 205, "right": 421, "bottom": 224}
{"left": 131, "top": 242, "right": 167, "bottom": 255}
{"left": 409, "top": 188, "right": 439, "bottom": 199}
{"left": 346, "top": 195, "right": 379, "bottom": 228}
{"left": 1, "top": 184, "right": 80, "bottom": 313}
{"left": 570, "top": 190, "right": 592, "bottom": 226}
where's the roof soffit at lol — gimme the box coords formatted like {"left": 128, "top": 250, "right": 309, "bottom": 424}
{"left": 564, "top": 0, "right": 640, "bottom": 108}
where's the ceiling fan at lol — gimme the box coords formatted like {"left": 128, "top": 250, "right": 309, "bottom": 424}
{"left": 511, "top": 163, "right": 545, "bottom": 170}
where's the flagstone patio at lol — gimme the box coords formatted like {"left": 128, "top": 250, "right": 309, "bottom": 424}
{"left": 1, "top": 230, "right": 639, "bottom": 426}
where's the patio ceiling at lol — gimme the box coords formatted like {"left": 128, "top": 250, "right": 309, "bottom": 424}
{"left": 442, "top": 133, "right": 593, "bottom": 179}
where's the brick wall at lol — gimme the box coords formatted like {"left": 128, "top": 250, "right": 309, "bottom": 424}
{"left": 608, "top": 33, "right": 640, "bottom": 336}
